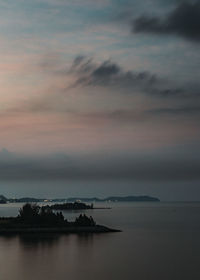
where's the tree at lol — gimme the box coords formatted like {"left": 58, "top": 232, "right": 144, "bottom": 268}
{"left": 18, "top": 203, "right": 40, "bottom": 222}
{"left": 18, "top": 203, "right": 66, "bottom": 225}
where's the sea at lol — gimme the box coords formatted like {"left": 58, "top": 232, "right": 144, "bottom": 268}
{"left": 0, "top": 201, "right": 200, "bottom": 280}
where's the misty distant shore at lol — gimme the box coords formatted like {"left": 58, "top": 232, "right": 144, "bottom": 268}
{"left": 0, "top": 195, "right": 160, "bottom": 204}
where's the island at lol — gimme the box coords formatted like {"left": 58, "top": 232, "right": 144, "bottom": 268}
{"left": 46, "top": 201, "right": 111, "bottom": 211}
{"left": 49, "top": 201, "right": 94, "bottom": 210}
{"left": 0, "top": 203, "right": 120, "bottom": 234}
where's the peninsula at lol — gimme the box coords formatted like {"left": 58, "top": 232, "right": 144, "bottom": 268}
{"left": 0, "top": 203, "right": 120, "bottom": 234}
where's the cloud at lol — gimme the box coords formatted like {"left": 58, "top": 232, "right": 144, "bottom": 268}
{"left": 70, "top": 55, "right": 187, "bottom": 97}
{"left": 71, "top": 56, "right": 157, "bottom": 88}
{"left": 148, "top": 106, "right": 200, "bottom": 116}
{"left": 132, "top": 1, "right": 200, "bottom": 42}
{"left": 82, "top": 106, "right": 200, "bottom": 124}
{"left": 1, "top": 54, "right": 199, "bottom": 126}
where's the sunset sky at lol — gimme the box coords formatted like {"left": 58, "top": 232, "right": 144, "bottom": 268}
{"left": 0, "top": 0, "right": 200, "bottom": 200}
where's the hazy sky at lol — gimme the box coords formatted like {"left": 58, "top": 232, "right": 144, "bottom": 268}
{"left": 0, "top": 0, "right": 200, "bottom": 200}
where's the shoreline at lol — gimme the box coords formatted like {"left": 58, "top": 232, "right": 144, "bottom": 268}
{"left": 0, "top": 225, "right": 121, "bottom": 234}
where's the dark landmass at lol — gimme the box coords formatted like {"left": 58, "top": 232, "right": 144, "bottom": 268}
{"left": 0, "top": 195, "right": 7, "bottom": 204}
{"left": 0, "top": 199, "right": 7, "bottom": 204}
{"left": 1, "top": 195, "right": 160, "bottom": 203}
{"left": 0, "top": 203, "right": 120, "bottom": 234}
{"left": 8, "top": 197, "right": 45, "bottom": 203}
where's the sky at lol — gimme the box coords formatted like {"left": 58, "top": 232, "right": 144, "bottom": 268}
{"left": 0, "top": 0, "right": 200, "bottom": 200}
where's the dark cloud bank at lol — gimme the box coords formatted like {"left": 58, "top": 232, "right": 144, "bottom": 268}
{"left": 0, "top": 149, "right": 200, "bottom": 182}
{"left": 132, "top": 1, "right": 200, "bottom": 42}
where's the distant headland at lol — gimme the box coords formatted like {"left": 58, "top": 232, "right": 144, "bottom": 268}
{"left": 0, "top": 195, "right": 160, "bottom": 204}
{"left": 65, "top": 196, "right": 160, "bottom": 203}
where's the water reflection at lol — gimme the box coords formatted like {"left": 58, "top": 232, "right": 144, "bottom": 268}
{"left": 19, "top": 233, "right": 95, "bottom": 250}
{"left": 18, "top": 233, "right": 60, "bottom": 249}
{"left": 76, "top": 233, "right": 94, "bottom": 244}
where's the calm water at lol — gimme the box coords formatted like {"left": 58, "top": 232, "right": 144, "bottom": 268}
{"left": 0, "top": 202, "right": 200, "bottom": 280}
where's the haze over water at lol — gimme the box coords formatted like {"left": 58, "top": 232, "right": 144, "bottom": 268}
{"left": 0, "top": 202, "right": 200, "bottom": 280}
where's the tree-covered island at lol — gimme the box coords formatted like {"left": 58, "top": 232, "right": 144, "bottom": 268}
{"left": 49, "top": 201, "right": 94, "bottom": 210}
{"left": 46, "top": 201, "right": 111, "bottom": 210}
{"left": 0, "top": 203, "right": 120, "bottom": 234}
